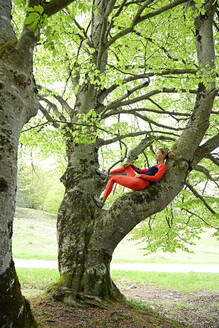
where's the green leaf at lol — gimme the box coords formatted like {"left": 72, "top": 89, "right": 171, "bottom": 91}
{"left": 24, "top": 12, "right": 39, "bottom": 25}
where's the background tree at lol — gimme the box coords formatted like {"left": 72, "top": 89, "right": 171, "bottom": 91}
{"left": 15, "top": 0, "right": 218, "bottom": 306}
{"left": 0, "top": 0, "right": 76, "bottom": 326}
{"left": 17, "top": 150, "right": 64, "bottom": 213}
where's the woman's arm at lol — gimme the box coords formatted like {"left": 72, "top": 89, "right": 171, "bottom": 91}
{"left": 131, "top": 164, "right": 148, "bottom": 174}
{"left": 139, "top": 163, "right": 167, "bottom": 182}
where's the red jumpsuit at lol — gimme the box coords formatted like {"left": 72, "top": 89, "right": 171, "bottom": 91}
{"left": 103, "top": 163, "right": 167, "bottom": 198}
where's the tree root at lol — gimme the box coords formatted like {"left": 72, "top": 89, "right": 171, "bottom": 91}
{"left": 77, "top": 293, "right": 108, "bottom": 309}
{"left": 52, "top": 287, "right": 109, "bottom": 309}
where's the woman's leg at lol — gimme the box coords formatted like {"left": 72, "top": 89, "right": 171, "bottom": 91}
{"left": 110, "top": 165, "right": 136, "bottom": 177}
{"left": 103, "top": 175, "right": 149, "bottom": 198}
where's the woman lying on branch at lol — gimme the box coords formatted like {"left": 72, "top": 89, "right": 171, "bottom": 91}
{"left": 94, "top": 148, "right": 175, "bottom": 208}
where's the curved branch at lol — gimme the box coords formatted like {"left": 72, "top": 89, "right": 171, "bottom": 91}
{"left": 38, "top": 85, "right": 74, "bottom": 116}
{"left": 99, "top": 132, "right": 175, "bottom": 147}
{"left": 103, "top": 88, "right": 197, "bottom": 112}
{"left": 39, "top": 104, "right": 60, "bottom": 129}
{"left": 39, "top": 97, "right": 67, "bottom": 122}
{"left": 194, "top": 164, "right": 218, "bottom": 182}
{"left": 103, "top": 107, "right": 190, "bottom": 119}
{"left": 185, "top": 182, "right": 216, "bottom": 214}
{"left": 21, "top": 121, "right": 50, "bottom": 133}
{"left": 125, "top": 111, "right": 185, "bottom": 131}
{"left": 182, "top": 208, "right": 218, "bottom": 229}
{"left": 103, "top": 108, "right": 186, "bottom": 131}
{"left": 126, "top": 135, "right": 154, "bottom": 162}
{"left": 103, "top": 0, "right": 189, "bottom": 50}
{"left": 97, "top": 165, "right": 187, "bottom": 255}
{"left": 105, "top": 0, "right": 128, "bottom": 39}
{"left": 192, "top": 132, "right": 219, "bottom": 166}
{"left": 103, "top": 80, "right": 150, "bottom": 111}
{"left": 43, "top": 0, "right": 76, "bottom": 17}
{"left": 206, "top": 153, "right": 219, "bottom": 167}
{"left": 100, "top": 69, "right": 197, "bottom": 100}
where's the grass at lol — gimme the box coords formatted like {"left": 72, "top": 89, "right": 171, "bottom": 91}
{"left": 112, "top": 270, "right": 219, "bottom": 292}
{"left": 17, "top": 268, "right": 219, "bottom": 295}
{"left": 13, "top": 207, "right": 219, "bottom": 264}
{"left": 13, "top": 207, "right": 58, "bottom": 260}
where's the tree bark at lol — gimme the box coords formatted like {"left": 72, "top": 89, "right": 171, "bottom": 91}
{"left": 0, "top": 2, "right": 38, "bottom": 323}
{"left": 57, "top": 141, "right": 123, "bottom": 302}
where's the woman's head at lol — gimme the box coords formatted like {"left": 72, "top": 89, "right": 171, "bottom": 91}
{"left": 156, "top": 148, "right": 176, "bottom": 162}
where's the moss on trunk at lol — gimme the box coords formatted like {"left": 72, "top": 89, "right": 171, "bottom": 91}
{"left": 0, "top": 261, "right": 37, "bottom": 328}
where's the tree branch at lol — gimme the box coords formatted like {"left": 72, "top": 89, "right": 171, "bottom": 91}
{"left": 100, "top": 69, "right": 197, "bottom": 100}
{"left": 192, "top": 132, "right": 219, "bottom": 166}
{"left": 17, "top": 0, "right": 76, "bottom": 63}
{"left": 103, "top": 107, "right": 190, "bottom": 119}
{"left": 39, "top": 97, "right": 67, "bottom": 122}
{"left": 43, "top": 0, "right": 76, "bottom": 17}
{"left": 39, "top": 104, "right": 60, "bottom": 129}
{"left": 181, "top": 208, "right": 218, "bottom": 229}
{"left": 105, "top": 0, "right": 128, "bottom": 39}
{"left": 206, "top": 153, "right": 219, "bottom": 167}
{"left": 21, "top": 121, "right": 50, "bottom": 133}
{"left": 103, "top": 80, "right": 150, "bottom": 111}
{"left": 126, "top": 135, "right": 154, "bottom": 163}
{"left": 98, "top": 131, "right": 175, "bottom": 147}
{"left": 103, "top": 0, "right": 189, "bottom": 50}
{"left": 38, "top": 85, "right": 74, "bottom": 116}
{"left": 103, "top": 88, "right": 197, "bottom": 113}
{"left": 194, "top": 164, "right": 218, "bottom": 183}
{"left": 185, "top": 182, "right": 216, "bottom": 214}
{"left": 119, "top": 111, "right": 185, "bottom": 131}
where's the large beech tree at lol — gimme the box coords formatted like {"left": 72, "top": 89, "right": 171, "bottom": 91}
{"left": 35, "top": 0, "right": 218, "bottom": 304}
{"left": 0, "top": 0, "right": 218, "bottom": 322}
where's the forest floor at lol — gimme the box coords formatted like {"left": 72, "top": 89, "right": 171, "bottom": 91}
{"left": 30, "top": 281, "right": 219, "bottom": 328}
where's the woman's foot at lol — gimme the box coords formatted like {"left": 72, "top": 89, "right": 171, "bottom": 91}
{"left": 93, "top": 195, "right": 106, "bottom": 208}
{"left": 95, "top": 168, "right": 109, "bottom": 181}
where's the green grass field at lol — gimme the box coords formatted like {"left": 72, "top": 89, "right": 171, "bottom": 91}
{"left": 16, "top": 268, "right": 219, "bottom": 296}
{"left": 13, "top": 207, "right": 219, "bottom": 264}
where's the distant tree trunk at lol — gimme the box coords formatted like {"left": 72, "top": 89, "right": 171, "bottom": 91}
{"left": 0, "top": 1, "right": 38, "bottom": 325}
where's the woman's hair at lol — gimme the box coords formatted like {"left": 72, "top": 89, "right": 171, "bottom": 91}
{"left": 159, "top": 148, "right": 176, "bottom": 160}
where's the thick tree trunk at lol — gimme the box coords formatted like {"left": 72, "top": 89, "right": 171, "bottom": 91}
{"left": 57, "top": 142, "right": 123, "bottom": 303}
{"left": 56, "top": 141, "right": 188, "bottom": 303}
{"left": 0, "top": 261, "right": 36, "bottom": 328}
{"left": 0, "top": 22, "right": 38, "bottom": 326}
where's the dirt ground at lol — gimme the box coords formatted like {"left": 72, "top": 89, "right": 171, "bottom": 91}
{"left": 30, "top": 282, "right": 219, "bottom": 328}
{"left": 119, "top": 282, "right": 219, "bottom": 328}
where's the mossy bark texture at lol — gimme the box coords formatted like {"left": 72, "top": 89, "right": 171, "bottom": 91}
{"left": 0, "top": 1, "right": 38, "bottom": 325}
{"left": 0, "top": 261, "right": 37, "bottom": 328}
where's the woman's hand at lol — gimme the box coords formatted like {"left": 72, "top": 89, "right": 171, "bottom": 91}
{"left": 123, "top": 162, "right": 132, "bottom": 168}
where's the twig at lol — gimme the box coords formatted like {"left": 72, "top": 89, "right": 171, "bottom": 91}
{"left": 182, "top": 208, "right": 218, "bottom": 229}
